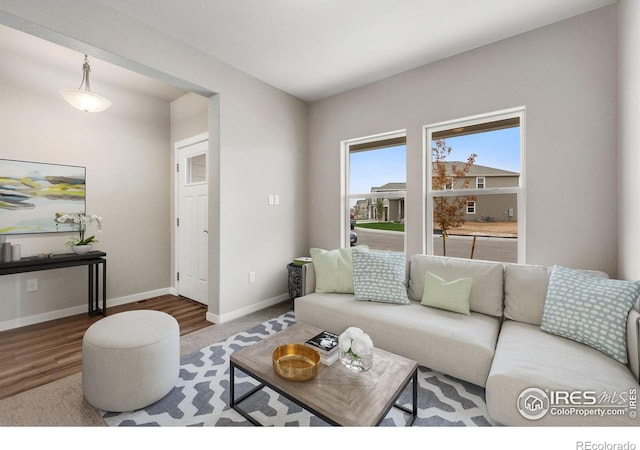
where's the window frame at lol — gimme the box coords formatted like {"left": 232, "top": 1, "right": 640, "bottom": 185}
{"left": 476, "top": 176, "right": 485, "bottom": 189}
{"left": 423, "top": 107, "right": 526, "bottom": 263}
{"left": 341, "top": 130, "right": 407, "bottom": 250}
{"left": 466, "top": 200, "right": 476, "bottom": 215}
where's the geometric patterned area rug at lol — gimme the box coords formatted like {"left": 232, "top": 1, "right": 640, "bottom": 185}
{"left": 103, "top": 311, "right": 496, "bottom": 427}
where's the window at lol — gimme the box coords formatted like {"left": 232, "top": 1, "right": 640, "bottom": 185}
{"left": 425, "top": 108, "right": 524, "bottom": 263}
{"left": 186, "top": 153, "right": 206, "bottom": 184}
{"left": 466, "top": 201, "right": 476, "bottom": 214}
{"left": 343, "top": 131, "right": 406, "bottom": 251}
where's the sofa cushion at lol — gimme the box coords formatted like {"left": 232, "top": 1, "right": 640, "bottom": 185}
{"left": 504, "top": 263, "right": 611, "bottom": 326}
{"left": 486, "top": 320, "right": 639, "bottom": 426}
{"left": 309, "top": 245, "right": 368, "bottom": 294}
{"left": 295, "top": 292, "right": 500, "bottom": 387}
{"left": 540, "top": 265, "right": 640, "bottom": 364}
{"left": 503, "top": 263, "right": 551, "bottom": 326}
{"left": 421, "top": 271, "right": 472, "bottom": 315}
{"left": 352, "top": 250, "right": 410, "bottom": 304}
{"left": 408, "top": 255, "right": 504, "bottom": 317}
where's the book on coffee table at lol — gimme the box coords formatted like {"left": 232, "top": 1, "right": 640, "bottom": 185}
{"left": 319, "top": 350, "right": 340, "bottom": 365}
{"left": 305, "top": 330, "right": 340, "bottom": 365}
{"left": 293, "top": 256, "right": 312, "bottom": 266}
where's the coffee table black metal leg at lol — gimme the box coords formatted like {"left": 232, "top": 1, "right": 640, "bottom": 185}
{"left": 390, "top": 368, "right": 418, "bottom": 426}
{"left": 410, "top": 369, "right": 418, "bottom": 425}
{"left": 229, "top": 362, "right": 265, "bottom": 426}
{"left": 230, "top": 363, "right": 235, "bottom": 407}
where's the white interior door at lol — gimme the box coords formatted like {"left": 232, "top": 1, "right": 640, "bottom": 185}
{"left": 177, "top": 137, "right": 209, "bottom": 304}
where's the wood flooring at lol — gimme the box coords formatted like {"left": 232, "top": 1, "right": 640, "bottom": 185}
{"left": 0, "top": 294, "right": 210, "bottom": 401}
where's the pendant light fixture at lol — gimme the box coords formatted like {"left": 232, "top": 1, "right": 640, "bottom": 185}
{"left": 60, "top": 54, "right": 112, "bottom": 112}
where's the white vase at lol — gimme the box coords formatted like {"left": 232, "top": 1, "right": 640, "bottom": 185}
{"left": 71, "top": 244, "right": 93, "bottom": 255}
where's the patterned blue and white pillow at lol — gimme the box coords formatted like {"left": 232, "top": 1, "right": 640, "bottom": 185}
{"left": 541, "top": 265, "right": 640, "bottom": 364}
{"left": 352, "top": 250, "right": 410, "bottom": 304}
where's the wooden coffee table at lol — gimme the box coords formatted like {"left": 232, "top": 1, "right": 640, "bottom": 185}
{"left": 229, "top": 322, "right": 418, "bottom": 426}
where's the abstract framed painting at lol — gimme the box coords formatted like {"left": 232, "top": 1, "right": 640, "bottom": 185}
{"left": 0, "top": 159, "right": 86, "bottom": 235}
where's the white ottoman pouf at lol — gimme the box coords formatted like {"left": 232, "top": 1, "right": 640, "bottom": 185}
{"left": 82, "top": 310, "right": 180, "bottom": 412}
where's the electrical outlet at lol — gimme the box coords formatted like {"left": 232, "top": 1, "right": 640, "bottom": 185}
{"left": 268, "top": 194, "right": 274, "bottom": 205}
{"left": 27, "top": 279, "right": 38, "bottom": 292}
{"left": 274, "top": 194, "right": 280, "bottom": 205}
{"left": 249, "top": 271, "right": 256, "bottom": 283}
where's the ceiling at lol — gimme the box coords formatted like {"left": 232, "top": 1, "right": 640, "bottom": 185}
{"left": 94, "top": 0, "right": 617, "bottom": 102}
{"left": 0, "top": 24, "right": 188, "bottom": 102}
{"left": 1, "top": 0, "right": 617, "bottom": 103}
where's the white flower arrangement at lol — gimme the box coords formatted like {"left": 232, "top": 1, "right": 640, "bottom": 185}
{"left": 55, "top": 212, "right": 103, "bottom": 246}
{"left": 339, "top": 327, "right": 374, "bottom": 360}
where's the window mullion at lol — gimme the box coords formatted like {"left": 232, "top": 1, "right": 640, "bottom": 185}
{"left": 430, "top": 187, "right": 520, "bottom": 197}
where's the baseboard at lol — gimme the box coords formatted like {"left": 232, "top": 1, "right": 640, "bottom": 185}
{"left": 0, "top": 287, "right": 173, "bottom": 332}
{"left": 106, "top": 288, "right": 173, "bottom": 308}
{"left": 0, "top": 289, "right": 290, "bottom": 331}
{"left": 206, "top": 293, "right": 290, "bottom": 324}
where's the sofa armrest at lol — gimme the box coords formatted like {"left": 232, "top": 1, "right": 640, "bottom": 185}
{"left": 303, "top": 263, "right": 316, "bottom": 295}
{"left": 628, "top": 306, "right": 640, "bottom": 383}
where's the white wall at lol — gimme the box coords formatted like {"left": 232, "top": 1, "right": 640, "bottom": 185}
{"left": 308, "top": 6, "right": 619, "bottom": 276}
{"left": 0, "top": 43, "right": 172, "bottom": 329}
{"left": 0, "top": 0, "right": 309, "bottom": 323}
{"left": 618, "top": 0, "right": 640, "bottom": 280}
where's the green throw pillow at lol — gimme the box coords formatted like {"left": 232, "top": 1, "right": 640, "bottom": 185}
{"left": 310, "top": 246, "right": 368, "bottom": 293}
{"left": 352, "top": 250, "right": 410, "bottom": 304}
{"left": 541, "top": 265, "right": 640, "bottom": 364}
{"left": 421, "top": 271, "right": 472, "bottom": 315}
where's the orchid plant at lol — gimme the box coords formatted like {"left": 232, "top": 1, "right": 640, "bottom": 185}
{"left": 55, "top": 212, "right": 103, "bottom": 247}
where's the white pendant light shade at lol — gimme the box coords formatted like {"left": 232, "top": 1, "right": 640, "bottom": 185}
{"left": 60, "top": 55, "right": 111, "bottom": 112}
{"left": 60, "top": 88, "right": 111, "bottom": 113}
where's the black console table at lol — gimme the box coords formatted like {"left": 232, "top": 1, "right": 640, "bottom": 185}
{"left": 287, "top": 263, "right": 307, "bottom": 309}
{"left": 0, "top": 251, "right": 107, "bottom": 316}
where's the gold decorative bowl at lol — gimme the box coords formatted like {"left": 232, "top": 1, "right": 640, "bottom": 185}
{"left": 272, "top": 343, "right": 320, "bottom": 381}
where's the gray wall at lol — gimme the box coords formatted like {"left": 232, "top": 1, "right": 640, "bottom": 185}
{"left": 308, "top": 6, "right": 618, "bottom": 275}
{"left": 170, "top": 93, "right": 209, "bottom": 145}
{"left": 618, "top": 0, "right": 640, "bottom": 280}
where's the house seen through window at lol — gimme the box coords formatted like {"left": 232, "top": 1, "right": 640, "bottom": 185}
{"left": 345, "top": 133, "right": 406, "bottom": 252}
{"left": 427, "top": 110, "right": 523, "bottom": 263}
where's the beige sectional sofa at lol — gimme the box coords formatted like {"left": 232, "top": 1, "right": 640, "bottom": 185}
{"left": 295, "top": 253, "right": 640, "bottom": 426}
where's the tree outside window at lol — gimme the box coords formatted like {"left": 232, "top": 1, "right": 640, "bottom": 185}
{"left": 432, "top": 139, "right": 477, "bottom": 256}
